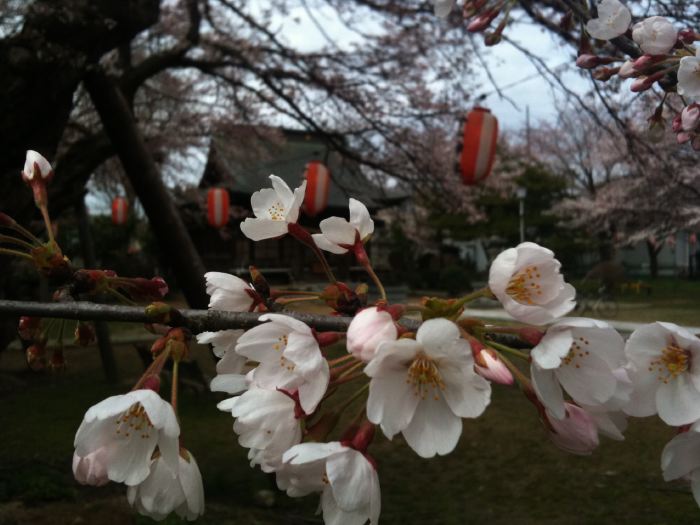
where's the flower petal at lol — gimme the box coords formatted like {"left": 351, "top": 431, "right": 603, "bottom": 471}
{"left": 401, "top": 396, "right": 462, "bottom": 458}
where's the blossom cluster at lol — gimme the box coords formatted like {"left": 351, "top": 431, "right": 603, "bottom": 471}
{"left": 67, "top": 175, "right": 700, "bottom": 522}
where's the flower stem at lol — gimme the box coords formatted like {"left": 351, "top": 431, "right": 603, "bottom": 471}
{"left": 0, "top": 247, "right": 33, "bottom": 261}
{"left": 171, "top": 359, "right": 180, "bottom": 416}
{"left": 275, "top": 296, "right": 320, "bottom": 306}
{"left": 353, "top": 243, "right": 386, "bottom": 301}
{"left": 486, "top": 340, "right": 530, "bottom": 361}
{"left": 38, "top": 205, "right": 55, "bottom": 245}
{"left": 288, "top": 223, "right": 337, "bottom": 283}
{"left": 494, "top": 350, "right": 531, "bottom": 389}
{"left": 335, "top": 383, "right": 369, "bottom": 413}
{"left": 328, "top": 354, "right": 356, "bottom": 367}
{"left": 132, "top": 347, "right": 171, "bottom": 390}
{"left": 454, "top": 287, "right": 491, "bottom": 308}
{"left": 333, "top": 361, "right": 364, "bottom": 382}
{"left": 0, "top": 234, "right": 35, "bottom": 251}
{"left": 8, "top": 222, "right": 42, "bottom": 245}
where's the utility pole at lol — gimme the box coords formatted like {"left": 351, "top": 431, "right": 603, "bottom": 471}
{"left": 517, "top": 187, "right": 527, "bottom": 244}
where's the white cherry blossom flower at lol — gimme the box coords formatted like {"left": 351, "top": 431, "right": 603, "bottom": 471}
{"left": 433, "top": 0, "right": 455, "bottom": 18}
{"left": 585, "top": 0, "right": 631, "bottom": 40}
{"left": 235, "top": 313, "right": 329, "bottom": 413}
{"left": 488, "top": 242, "right": 576, "bottom": 325}
{"left": 678, "top": 49, "right": 700, "bottom": 99}
{"left": 74, "top": 389, "right": 180, "bottom": 486}
{"left": 632, "top": 16, "right": 677, "bottom": 56}
{"left": 661, "top": 422, "right": 700, "bottom": 506}
{"left": 530, "top": 318, "right": 626, "bottom": 419}
{"left": 72, "top": 448, "right": 109, "bottom": 486}
{"left": 365, "top": 318, "right": 491, "bottom": 458}
{"left": 280, "top": 442, "right": 381, "bottom": 524}
{"left": 240, "top": 175, "right": 306, "bottom": 241}
{"left": 624, "top": 322, "right": 700, "bottom": 426}
{"left": 312, "top": 198, "right": 374, "bottom": 254}
{"left": 200, "top": 330, "right": 248, "bottom": 395}
{"left": 22, "top": 150, "right": 53, "bottom": 182}
{"left": 346, "top": 306, "right": 398, "bottom": 362}
{"left": 580, "top": 368, "right": 633, "bottom": 441}
{"left": 224, "top": 388, "right": 303, "bottom": 472}
{"left": 127, "top": 449, "right": 205, "bottom": 521}
{"left": 204, "top": 272, "right": 256, "bottom": 312}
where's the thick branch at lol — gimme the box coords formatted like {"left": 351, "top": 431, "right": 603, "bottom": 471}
{"left": 0, "top": 300, "right": 422, "bottom": 334}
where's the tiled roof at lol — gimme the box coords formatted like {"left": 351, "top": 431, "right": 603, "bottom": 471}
{"left": 200, "top": 130, "right": 392, "bottom": 210}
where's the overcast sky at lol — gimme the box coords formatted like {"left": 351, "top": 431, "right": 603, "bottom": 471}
{"left": 272, "top": 4, "right": 592, "bottom": 131}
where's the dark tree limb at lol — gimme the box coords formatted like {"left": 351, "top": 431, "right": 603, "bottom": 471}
{"left": 0, "top": 299, "right": 422, "bottom": 334}
{"left": 84, "top": 69, "right": 209, "bottom": 308}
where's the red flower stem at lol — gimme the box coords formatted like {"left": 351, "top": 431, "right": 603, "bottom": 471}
{"left": 353, "top": 244, "right": 386, "bottom": 301}
{"left": 132, "top": 347, "right": 171, "bottom": 391}
{"left": 335, "top": 383, "right": 369, "bottom": 413}
{"left": 333, "top": 361, "right": 364, "bottom": 382}
{"left": 332, "top": 372, "right": 365, "bottom": 386}
{"left": 38, "top": 205, "right": 55, "bottom": 245}
{"left": 274, "top": 296, "right": 320, "bottom": 306}
{"left": 288, "top": 224, "right": 337, "bottom": 283}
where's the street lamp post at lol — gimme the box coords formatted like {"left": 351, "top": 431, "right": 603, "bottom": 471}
{"left": 516, "top": 187, "right": 527, "bottom": 243}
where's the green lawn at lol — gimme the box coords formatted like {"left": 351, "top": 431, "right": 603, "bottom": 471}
{"left": 1, "top": 340, "right": 698, "bottom": 524}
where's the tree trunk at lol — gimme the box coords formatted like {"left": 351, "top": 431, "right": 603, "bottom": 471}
{"left": 76, "top": 197, "right": 118, "bottom": 383}
{"left": 0, "top": 0, "right": 160, "bottom": 226}
{"left": 84, "top": 70, "right": 208, "bottom": 308}
{"left": 646, "top": 239, "right": 660, "bottom": 278}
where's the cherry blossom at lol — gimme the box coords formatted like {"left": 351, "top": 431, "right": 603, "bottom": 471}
{"left": 365, "top": 318, "right": 491, "bottom": 458}
{"left": 21, "top": 150, "right": 53, "bottom": 182}
{"left": 545, "top": 403, "right": 600, "bottom": 455}
{"left": 235, "top": 313, "right": 329, "bottom": 413}
{"left": 280, "top": 442, "right": 381, "bottom": 524}
{"left": 204, "top": 272, "right": 256, "bottom": 312}
{"left": 202, "top": 330, "right": 248, "bottom": 395}
{"left": 346, "top": 306, "right": 398, "bottom": 362}
{"left": 73, "top": 389, "right": 180, "bottom": 486}
{"left": 72, "top": 448, "right": 109, "bottom": 486}
{"left": 580, "top": 368, "right": 633, "bottom": 441}
{"left": 661, "top": 423, "right": 700, "bottom": 506}
{"left": 632, "top": 16, "right": 677, "bottom": 56}
{"left": 677, "top": 49, "right": 700, "bottom": 99}
{"left": 530, "top": 318, "right": 626, "bottom": 419}
{"left": 127, "top": 449, "right": 205, "bottom": 521}
{"left": 240, "top": 175, "right": 306, "bottom": 241}
{"left": 312, "top": 198, "right": 374, "bottom": 255}
{"left": 584, "top": 0, "right": 631, "bottom": 40}
{"left": 624, "top": 322, "right": 700, "bottom": 426}
{"left": 223, "top": 388, "right": 303, "bottom": 472}
{"left": 488, "top": 242, "right": 576, "bottom": 325}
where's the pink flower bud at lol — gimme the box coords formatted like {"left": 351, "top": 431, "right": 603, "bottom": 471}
{"left": 467, "top": 10, "right": 499, "bottom": 32}
{"left": 592, "top": 66, "right": 619, "bottom": 81}
{"left": 518, "top": 327, "right": 544, "bottom": 346}
{"left": 346, "top": 307, "right": 398, "bottom": 362}
{"left": 630, "top": 71, "right": 665, "bottom": 92}
{"left": 575, "top": 54, "right": 601, "bottom": 69}
{"left": 677, "top": 131, "right": 692, "bottom": 144}
{"left": 618, "top": 60, "right": 637, "bottom": 78}
{"left": 632, "top": 54, "right": 664, "bottom": 71}
{"left": 72, "top": 448, "right": 109, "bottom": 486}
{"left": 18, "top": 316, "right": 41, "bottom": 340}
{"left": 472, "top": 343, "right": 514, "bottom": 385}
{"left": 141, "top": 374, "right": 162, "bottom": 392}
{"left": 679, "top": 28, "right": 699, "bottom": 44}
{"left": 546, "top": 403, "right": 599, "bottom": 455}
{"left": 681, "top": 104, "right": 700, "bottom": 131}
{"left": 672, "top": 114, "right": 683, "bottom": 133}
{"left": 75, "top": 322, "right": 95, "bottom": 346}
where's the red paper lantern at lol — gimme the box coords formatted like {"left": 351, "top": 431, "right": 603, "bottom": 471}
{"left": 207, "top": 188, "right": 230, "bottom": 228}
{"left": 458, "top": 107, "right": 499, "bottom": 185}
{"left": 303, "top": 161, "right": 330, "bottom": 217}
{"left": 111, "top": 197, "right": 129, "bottom": 225}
